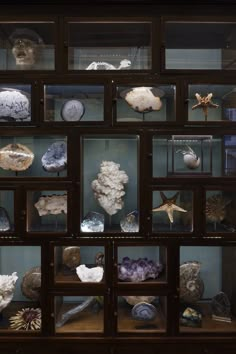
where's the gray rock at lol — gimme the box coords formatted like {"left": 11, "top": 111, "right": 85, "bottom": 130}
{"left": 131, "top": 302, "right": 157, "bottom": 321}
{"left": 0, "top": 207, "right": 11, "bottom": 231}
{"left": 41, "top": 141, "right": 67, "bottom": 172}
{"left": 81, "top": 211, "right": 104, "bottom": 232}
{"left": 212, "top": 292, "right": 231, "bottom": 320}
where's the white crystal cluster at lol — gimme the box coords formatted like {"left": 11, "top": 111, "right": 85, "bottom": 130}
{"left": 91, "top": 161, "right": 129, "bottom": 215}
{"left": 34, "top": 195, "right": 67, "bottom": 216}
{"left": 76, "top": 264, "right": 104, "bottom": 283}
{"left": 0, "top": 272, "right": 18, "bottom": 313}
{"left": 0, "top": 90, "right": 30, "bottom": 120}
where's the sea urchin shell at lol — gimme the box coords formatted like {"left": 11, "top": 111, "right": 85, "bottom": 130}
{"left": 9, "top": 307, "right": 41, "bottom": 331}
{"left": 205, "top": 194, "right": 231, "bottom": 223}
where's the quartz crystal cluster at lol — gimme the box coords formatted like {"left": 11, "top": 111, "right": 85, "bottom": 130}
{"left": 118, "top": 257, "right": 163, "bottom": 282}
{"left": 0, "top": 272, "right": 18, "bottom": 313}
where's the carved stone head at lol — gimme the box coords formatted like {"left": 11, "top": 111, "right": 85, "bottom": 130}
{"left": 10, "top": 28, "right": 44, "bottom": 67}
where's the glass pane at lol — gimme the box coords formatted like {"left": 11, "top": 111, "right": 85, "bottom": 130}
{"left": 117, "top": 246, "right": 166, "bottom": 283}
{"left": 55, "top": 295, "right": 104, "bottom": 333}
{"left": 152, "top": 190, "right": 193, "bottom": 233}
{"left": 68, "top": 22, "right": 151, "bottom": 70}
{"left": 116, "top": 85, "right": 176, "bottom": 122}
{"left": 117, "top": 295, "right": 166, "bottom": 333}
{"left": 0, "top": 136, "right": 67, "bottom": 177}
{"left": 0, "top": 84, "right": 31, "bottom": 123}
{"left": 0, "top": 190, "right": 14, "bottom": 232}
{"left": 205, "top": 190, "right": 235, "bottom": 233}
{"left": 180, "top": 246, "right": 236, "bottom": 333}
{"left": 82, "top": 135, "right": 139, "bottom": 233}
{"left": 54, "top": 245, "right": 105, "bottom": 284}
{"left": 165, "top": 21, "right": 236, "bottom": 70}
{"left": 224, "top": 135, "right": 236, "bottom": 176}
{"left": 0, "top": 246, "right": 41, "bottom": 332}
{"left": 153, "top": 135, "right": 224, "bottom": 177}
{"left": 0, "top": 22, "right": 55, "bottom": 70}
{"left": 188, "top": 84, "right": 236, "bottom": 122}
{"left": 27, "top": 190, "right": 67, "bottom": 232}
{"left": 44, "top": 85, "right": 104, "bottom": 122}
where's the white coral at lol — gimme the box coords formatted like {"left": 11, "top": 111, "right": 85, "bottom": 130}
{"left": 91, "top": 161, "right": 129, "bottom": 215}
{"left": 0, "top": 272, "right": 18, "bottom": 313}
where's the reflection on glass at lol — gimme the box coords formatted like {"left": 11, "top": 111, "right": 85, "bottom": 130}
{"left": 44, "top": 85, "right": 104, "bottom": 122}
{"left": 54, "top": 245, "right": 105, "bottom": 284}
{"left": 116, "top": 85, "right": 176, "bottom": 122}
{"left": 152, "top": 190, "right": 193, "bottom": 233}
{"left": 55, "top": 295, "right": 104, "bottom": 333}
{"left": 0, "top": 190, "right": 14, "bottom": 232}
{"left": 0, "top": 136, "right": 67, "bottom": 177}
{"left": 0, "top": 246, "right": 41, "bottom": 332}
{"left": 117, "top": 295, "right": 166, "bottom": 333}
{"left": 224, "top": 135, "right": 236, "bottom": 175}
{"left": 82, "top": 135, "right": 139, "bottom": 233}
{"left": 180, "top": 246, "right": 236, "bottom": 332}
{"left": 68, "top": 22, "right": 151, "bottom": 70}
{"left": 27, "top": 190, "right": 67, "bottom": 232}
{"left": 0, "top": 22, "right": 55, "bottom": 70}
{"left": 205, "top": 190, "right": 236, "bottom": 233}
{"left": 117, "top": 246, "right": 166, "bottom": 283}
{"left": 165, "top": 21, "right": 236, "bottom": 70}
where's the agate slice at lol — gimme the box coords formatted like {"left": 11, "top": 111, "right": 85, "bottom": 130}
{"left": 76, "top": 264, "right": 104, "bottom": 282}
{"left": 61, "top": 99, "right": 85, "bottom": 121}
{"left": 62, "top": 246, "right": 80, "bottom": 270}
{"left": 0, "top": 143, "right": 34, "bottom": 171}
{"left": 120, "top": 86, "right": 164, "bottom": 113}
{"left": 131, "top": 302, "right": 157, "bottom": 321}
{"left": 0, "top": 206, "right": 11, "bottom": 231}
{"left": 21, "top": 266, "right": 41, "bottom": 301}
{"left": 41, "top": 141, "right": 67, "bottom": 172}
{"left": 34, "top": 194, "right": 67, "bottom": 216}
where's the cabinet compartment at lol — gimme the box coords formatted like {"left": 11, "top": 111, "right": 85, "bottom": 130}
{"left": 179, "top": 245, "right": 236, "bottom": 333}
{"left": 0, "top": 190, "right": 14, "bottom": 232}
{"left": 0, "top": 22, "right": 55, "bottom": 71}
{"left": 67, "top": 21, "right": 151, "bottom": 71}
{"left": 0, "top": 245, "right": 41, "bottom": 332}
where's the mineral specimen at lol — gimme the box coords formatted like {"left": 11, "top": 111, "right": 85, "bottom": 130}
{"left": 211, "top": 292, "right": 231, "bottom": 322}
{"left": 180, "top": 261, "right": 204, "bottom": 303}
{"left": 21, "top": 266, "right": 41, "bottom": 301}
{"left": 0, "top": 143, "right": 34, "bottom": 171}
{"left": 118, "top": 257, "right": 163, "bottom": 282}
{"left": 81, "top": 211, "right": 104, "bottom": 232}
{"left": 120, "top": 210, "right": 139, "bottom": 232}
{"left": 131, "top": 302, "right": 158, "bottom": 321}
{"left": 0, "top": 89, "right": 30, "bottom": 121}
{"left": 86, "top": 59, "right": 131, "bottom": 70}
{"left": 91, "top": 161, "right": 129, "bottom": 216}
{"left": 76, "top": 264, "right": 104, "bottom": 282}
{"left": 62, "top": 246, "right": 80, "bottom": 270}
{"left": 9, "top": 307, "right": 41, "bottom": 330}
{"left": 123, "top": 295, "right": 156, "bottom": 306}
{"left": 34, "top": 194, "right": 67, "bottom": 216}
{"left": 61, "top": 99, "right": 85, "bottom": 121}
{"left": 0, "top": 272, "right": 18, "bottom": 313}
{"left": 41, "top": 141, "right": 67, "bottom": 172}
{"left": 0, "top": 206, "right": 11, "bottom": 231}
{"left": 95, "top": 252, "right": 105, "bottom": 266}
{"left": 180, "top": 307, "right": 202, "bottom": 328}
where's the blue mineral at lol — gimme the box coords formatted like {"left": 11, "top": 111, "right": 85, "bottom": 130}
{"left": 131, "top": 302, "right": 158, "bottom": 321}
{"left": 41, "top": 141, "right": 67, "bottom": 172}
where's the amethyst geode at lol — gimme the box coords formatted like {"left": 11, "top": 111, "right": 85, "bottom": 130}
{"left": 118, "top": 257, "right": 163, "bottom": 282}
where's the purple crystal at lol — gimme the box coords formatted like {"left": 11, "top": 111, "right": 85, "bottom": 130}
{"left": 118, "top": 257, "right": 163, "bottom": 282}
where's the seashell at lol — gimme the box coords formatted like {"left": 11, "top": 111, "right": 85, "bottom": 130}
{"left": 0, "top": 272, "right": 18, "bottom": 313}
{"left": 0, "top": 143, "right": 34, "bottom": 171}
{"left": 131, "top": 302, "right": 158, "bottom": 321}
{"left": 123, "top": 295, "right": 156, "bottom": 306}
{"left": 41, "top": 141, "right": 67, "bottom": 172}
{"left": 76, "top": 264, "right": 104, "bottom": 282}
{"left": 205, "top": 194, "right": 231, "bottom": 223}
{"left": 21, "top": 266, "right": 41, "bottom": 301}
{"left": 120, "top": 86, "right": 164, "bottom": 113}
{"left": 62, "top": 246, "right": 80, "bottom": 270}
{"left": 180, "top": 261, "right": 204, "bottom": 303}
{"left": 61, "top": 99, "right": 85, "bottom": 121}
{"left": 9, "top": 307, "right": 41, "bottom": 331}
{"left": 176, "top": 145, "right": 200, "bottom": 170}
{"left": 34, "top": 194, "right": 67, "bottom": 216}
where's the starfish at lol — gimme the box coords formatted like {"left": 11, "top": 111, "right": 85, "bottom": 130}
{"left": 152, "top": 191, "right": 187, "bottom": 223}
{"left": 191, "top": 93, "right": 219, "bottom": 121}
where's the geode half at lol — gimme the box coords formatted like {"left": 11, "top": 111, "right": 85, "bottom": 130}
{"left": 41, "top": 141, "right": 67, "bottom": 173}
{"left": 118, "top": 257, "right": 163, "bottom": 282}
{"left": 0, "top": 143, "right": 34, "bottom": 171}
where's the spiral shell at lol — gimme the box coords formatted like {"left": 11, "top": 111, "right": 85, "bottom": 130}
{"left": 180, "top": 261, "right": 204, "bottom": 303}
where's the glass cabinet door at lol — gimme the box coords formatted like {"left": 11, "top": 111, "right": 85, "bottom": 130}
{"left": 0, "top": 190, "right": 14, "bottom": 232}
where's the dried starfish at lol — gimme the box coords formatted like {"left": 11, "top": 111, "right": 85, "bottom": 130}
{"left": 191, "top": 93, "right": 219, "bottom": 121}
{"left": 152, "top": 191, "right": 187, "bottom": 223}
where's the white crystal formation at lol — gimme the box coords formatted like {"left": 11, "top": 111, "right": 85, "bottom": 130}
{"left": 0, "top": 272, "right": 18, "bottom": 313}
{"left": 124, "top": 87, "right": 162, "bottom": 113}
{"left": 76, "top": 264, "right": 104, "bottom": 283}
{"left": 34, "top": 194, "right": 67, "bottom": 216}
{"left": 0, "top": 90, "right": 30, "bottom": 120}
{"left": 91, "top": 161, "right": 129, "bottom": 215}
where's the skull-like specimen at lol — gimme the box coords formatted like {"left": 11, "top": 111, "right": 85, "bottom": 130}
{"left": 10, "top": 28, "right": 44, "bottom": 67}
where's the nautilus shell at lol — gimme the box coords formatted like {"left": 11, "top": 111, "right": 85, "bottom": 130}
{"left": 180, "top": 261, "right": 204, "bottom": 303}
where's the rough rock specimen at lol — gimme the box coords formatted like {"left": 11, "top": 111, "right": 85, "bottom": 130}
{"left": 34, "top": 194, "right": 67, "bottom": 216}
{"left": 62, "top": 246, "right": 80, "bottom": 270}
{"left": 61, "top": 99, "right": 85, "bottom": 121}
{"left": 131, "top": 302, "right": 158, "bottom": 321}
{"left": 0, "top": 206, "right": 11, "bottom": 231}
{"left": 123, "top": 295, "right": 156, "bottom": 306}
{"left": 121, "top": 86, "right": 163, "bottom": 113}
{"left": 76, "top": 264, "right": 104, "bottom": 282}
{"left": 180, "top": 307, "right": 202, "bottom": 328}
{"left": 0, "top": 143, "right": 34, "bottom": 171}
{"left": 91, "top": 161, "right": 129, "bottom": 216}
{"left": 0, "top": 272, "right": 18, "bottom": 313}
{"left": 0, "top": 89, "right": 30, "bottom": 121}
{"left": 180, "top": 261, "right": 204, "bottom": 303}
{"left": 118, "top": 257, "right": 163, "bottom": 282}
{"left": 21, "top": 266, "right": 41, "bottom": 301}
{"left": 81, "top": 211, "right": 104, "bottom": 232}
{"left": 41, "top": 141, "right": 67, "bottom": 173}
{"left": 120, "top": 210, "right": 139, "bottom": 232}
{"left": 211, "top": 292, "right": 231, "bottom": 321}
